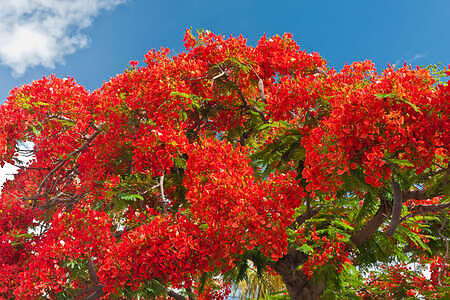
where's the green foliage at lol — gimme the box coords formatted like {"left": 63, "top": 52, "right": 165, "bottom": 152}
{"left": 425, "top": 63, "right": 449, "bottom": 86}
{"left": 262, "top": 290, "right": 290, "bottom": 300}
{"left": 356, "top": 232, "right": 404, "bottom": 267}
{"left": 333, "top": 264, "right": 365, "bottom": 299}
{"left": 375, "top": 92, "right": 421, "bottom": 113}
{"left": 251, "top": 125, "right": 304, "bottom": 178}
{"left": 353, "top": 191, "right": 379, "bottom": 226}
{"left": 312, "top": 264, "right": 343, "bottom": 300}
{"left": 226, "top": 250, "right": 287, "bottom": 300}
{"left": 119, "top": 279, "right": 168, "bottom": 299}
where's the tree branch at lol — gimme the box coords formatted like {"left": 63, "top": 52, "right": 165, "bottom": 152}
{"left": 400, "top": 203, "right": 450, "bottom": 222}
{"left": 438, "top": 216, "right": 448, "bottom": 285}
{"left": 75, "top": 258, "right": 104, "bottom": 300}
{"left": 38, "top": 191, "right": 86, "bottom": 210}
{"left": 267, "top": 247, "right": 308, "bottom": 293}
{"left": 351, "top": 198, "right": 390, "bottom": 247}
{"left": 257, "top": 78, "right": 267, "bottom": 103}
{"left": 168, "top": 290, "right": 187, "bottom": 300}
{"left": 386, "top": 178, "right": 403, "bottom": 236}
{"left": 47, "top": 114, "right": 77, "bottom": 125}
{"left": 402, "top": 190, "right": 444, "bottom": 201}
{"left": 113, "top": 224, "right": 139, "bottom": 240}
{"left": 87, "top": 258, "right": 100, "bottom": 283}
{"left": 313, "top": 67, "right": 327, "bottom": 76}
{"left": 222, "top": 77, "right": 268, "bottom": 123}
{"left": 160, "top": 172, "right": 168, "bottom": 215}
{"left": 402, "top": 169, "right": 448, "bottom": 201}
{"left": 83, "top": 288, "right": 103, "bottom": 300}
{"left": 28, "top": 123, "right": 102, "bottom": 207}
{"left": 290, "top": 199, "right": 320, "bottom": 228}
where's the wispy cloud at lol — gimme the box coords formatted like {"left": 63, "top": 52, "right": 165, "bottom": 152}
{"left": 0, "top": 0, "right": 125, "bottom": 77}
{"left": 408, "top": 53, "right": 425, "bottom": 62}
{"left": 394, "top": 53, "right": 426, "bottom": 66}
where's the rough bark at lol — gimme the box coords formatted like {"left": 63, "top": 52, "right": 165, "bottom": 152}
{"left": 270, "top": 248, "right": 325, "bottom": 300}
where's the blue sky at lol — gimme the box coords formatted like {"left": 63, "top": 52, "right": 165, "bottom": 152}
{"left": 0, "top": 0, "right": 449, "bottom": 104}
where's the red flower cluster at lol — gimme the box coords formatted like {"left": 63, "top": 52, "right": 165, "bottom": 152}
{"left": 361, "top": 259, "right": 449, "bottom": 299}
{"left": 302, "top": 62, "right": 448, "bottom": 193}
{"left": 295, "top": 226, "right": 351, "bottom": 279}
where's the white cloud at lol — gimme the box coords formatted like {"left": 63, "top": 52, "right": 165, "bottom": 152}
{"left": 0, "top": 0, "right": 125, "bottom": 76}
{"left": 0, "top": 163, "right": 18, "bottom": 192}
{"left": 0, "top": 141, "right": 34, "bottom": 193}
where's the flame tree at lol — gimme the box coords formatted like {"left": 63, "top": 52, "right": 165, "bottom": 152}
{"left": 0, "top": 30, "right": 448, "bottom": 299}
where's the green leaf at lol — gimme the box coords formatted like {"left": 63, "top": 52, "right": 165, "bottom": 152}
{"left": 199, "top": 223, "right": 209, "bottom": 230}
{"left": 34, "top": 101, "right": 50, "bottom": 107}
{"left": 386, "top": 158, "right": 414, "bottom": 168}
{"left": 375, "top": 92, "right": 397, "bottom": 99}
{"left": 298, "top": 244, "right": 314, "bottom": 255}
{"left": 30, "top": 125, "right": 40, "bottom": 136}
{"left": 172, "top": 156, "right": 187, "bottom": 169}
{"left": 57, "top": 119, "right": 75, "bottom": 127}
{"left": 120, "top": 193, "right": 144, "bottom": 202}
{"left": 375, "top": 93, "right": 421, "bottom": 113}
{"left": 398, "top": 97, "right": 421, "bottom": 113}
{"left": 331, "top": 220, "right": 354, "bottom": 231}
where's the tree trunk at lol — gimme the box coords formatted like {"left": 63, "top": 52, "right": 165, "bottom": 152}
{"left": 283, "top": 276, "right": 325, "bottom": 300}
{"left": 271, "top": 248, "right": 325, "bottom": 300}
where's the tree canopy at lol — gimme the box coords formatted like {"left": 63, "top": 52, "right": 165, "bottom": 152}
{"left": 0, "top": 29, "right": 449, "bottom": 299}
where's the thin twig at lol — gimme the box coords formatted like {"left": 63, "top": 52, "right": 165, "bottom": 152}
{"left": 141, "top": 183, "right": 161, "bottom": 195}
{"left": 29, "top": 123, "right": 102, "bottom": 207}
{"left": 160, "top": 172, "right": 168, "bottom": 215}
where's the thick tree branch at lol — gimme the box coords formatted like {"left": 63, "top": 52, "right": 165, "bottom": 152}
{"left": 402, "top": 190, "right": 444, "bottom": 201}
{"left": 87, "top": 258, "right": 100, "bottom": 284}
{"left": 351, "top": 198, "right": 390, "bottom": 247}
{"left": 290, "top": 206, "right": 320, "bottom": 229}
{"left": 168, "top": 290, "right": 187, "bottom": 300}
{"left": 76, "top": 258, "right": 104, "bottom": 300}
{"left": 386, "top": 178, "right": 403, "bottom": 236}
{"left": 403, "top": 168, "right": 448, "bottom": 201}
{"left": 72, "top": 285, "right": 98, "bottom": 299}
{"left": 438, "top": 216, "right": 449, "bottom": 285}
{"left": 83, "top": 288, "right": 103, "bottom": 300}
{"left": 401, "top": 203, "right": 450, "bottom": 222}
{"left": 267, "top": 247, "right": 317, "bottom": 298}
{"left": 267, "top": 247, "right": 307, "bottom": 276}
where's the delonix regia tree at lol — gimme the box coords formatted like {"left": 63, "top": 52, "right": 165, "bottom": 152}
{"left": 0, "top": 30, "right": 448, "bottom": 299}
